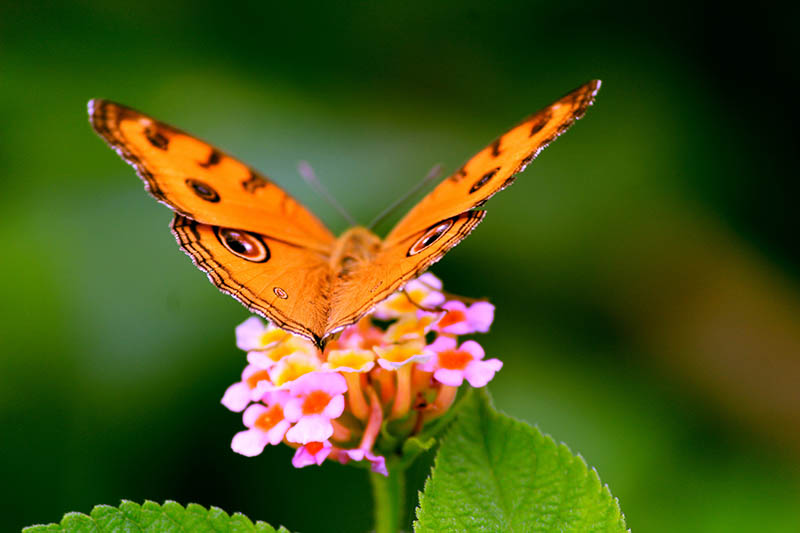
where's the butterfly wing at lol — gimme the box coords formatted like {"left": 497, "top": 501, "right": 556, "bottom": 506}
{"left": 89, "top": 99, "right": 335, "bottom": 251}
{"left": 327, "top": 210, "right": 486, "bottom": 333}
{"left": 89, "top": 84, "right": 600, "bottom": 345}
{"left": 331, "top": 81, "right": 602, "bottom": 337}
{"left": 385, "top": 80, "right": 601, "bottom": 242}
{"left": 172, "top": 215, "right": 332, "bottom": 343}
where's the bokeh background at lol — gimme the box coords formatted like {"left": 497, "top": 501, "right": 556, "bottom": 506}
{"left": 2, "top": 1, "right": 799, "bottom": 531}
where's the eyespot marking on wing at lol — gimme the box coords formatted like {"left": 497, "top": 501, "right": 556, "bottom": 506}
{"left": 214, "top": 227, "right": 270, "bottom": 262}
{"left": 469, "top": 167, "right": 500, "bottom": 194}
{"left": 186, "top": 178, "right": 220, "bottom": 202}
{"left": 242, "top": 172, "right": 269, "bottom": 193}
{"left": 273, "top": 287, "right": 288, "bottom": 299}
{"left": 408, "top": 218, "right": 455, "bottom": 256}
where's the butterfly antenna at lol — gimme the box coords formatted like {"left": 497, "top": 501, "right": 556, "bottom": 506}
{"left": 298, "top": 161, "right": 358, "bottom": 226}
{"left": 366, "top": 163, "right": 443, "bottom": 230}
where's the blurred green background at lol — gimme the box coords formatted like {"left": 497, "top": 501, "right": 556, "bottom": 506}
{"left": 2, "top": 1, "right": 799, "bottom": 531}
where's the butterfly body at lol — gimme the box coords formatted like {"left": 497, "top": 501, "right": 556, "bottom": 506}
{"left": 331, "top": 227, "right": 382, "bottom": 276}
{"left": 89, "top": 80, "right": 600, "bottom": 346}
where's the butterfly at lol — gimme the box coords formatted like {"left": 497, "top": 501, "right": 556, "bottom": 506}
{"left": 88, "top": 80, "right": 600, "bottom": 346}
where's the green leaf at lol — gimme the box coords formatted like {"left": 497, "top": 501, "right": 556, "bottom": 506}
{"left": 23, "top": 500, "right": 292, "bottom": 533}
{"left": 415, "top": 389, "right": 627, "bottom": 532}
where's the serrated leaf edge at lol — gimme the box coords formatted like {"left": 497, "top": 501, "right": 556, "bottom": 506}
{"left": 22, "top": 500, "right": 290, "bottom": 533}
{"left": 414, "top": 389, "right": 628, "bottom": 532}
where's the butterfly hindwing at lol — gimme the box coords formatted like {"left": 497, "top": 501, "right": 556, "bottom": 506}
{"left": 89, "top": 100, "right": 335, "bottom": 250}
{"left": 171, "top": 215, "right": 332, "bottom": 342}
{"left": 386, "top": 80, "right": 601, "bottom": 242}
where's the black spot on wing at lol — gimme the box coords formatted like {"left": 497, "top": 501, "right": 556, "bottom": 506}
{"left": 469, "top": 167, "right": 500, "bottom": 194}
{"left": 490, "top": 138, "right": 502, "bottom": 157}
{"left": 199, "top": 149, "right": 221, "bottom": 168}
{"left": 242, "top": 172, "right": 269, "bottom": 193}
{"left": 449, "top": 166, "right": 468, "bottom": 182}
{"left": 529, "top": 109, "right": 552, "bottom": 137}
{"left": 145, "top": 127, "right": 168, "bottom": 150}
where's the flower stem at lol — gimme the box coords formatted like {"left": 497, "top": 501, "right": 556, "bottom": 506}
{"left": 370, "top": 464, "right": 406, "bottom": 533}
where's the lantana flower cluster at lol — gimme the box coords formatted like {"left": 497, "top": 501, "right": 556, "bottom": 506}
{"left": 221, "top": 273, "right": 502, "bottom": 475}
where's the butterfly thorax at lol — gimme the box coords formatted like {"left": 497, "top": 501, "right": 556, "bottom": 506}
{"left": 331, "top": 227, "right": 382, "bottom": 276}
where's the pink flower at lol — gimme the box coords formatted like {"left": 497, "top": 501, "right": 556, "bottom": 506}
{"left": 423, "top": 337, "right": 503, "bottom": 387}
{"left": 268, "top": 351, "right": 322, "bottom": 388}
{"left": 283, "top": 372, "right": 348, "bottom": 444}
{"left": 373, "top": 340, "right": 431, "bottom": 370}
{"left": 385, "top": 313, "right": 439, "bottom": 343}
{"left": 292, "top": 441, "right": 332, "bottom": 468}
{"left": 432, "top": 300, "right": 495, "bottom": 335}
{"left": 247, "top": 335, "right": 320, "bottom": 370}
{"left": 373, "top": 273, "right": 445, "bottom": 319}
{"left": 324, "top": 348, "right": 376, "bottom": 373}
{"left": 337, "top": 448, "right": 389, "bottom": 476}
{"left": 231, "top": 395, "right": 291, "bottom": 457}
{"left": 224, "top": 271, "right": 504, "bottom": 475}
{"left": 221, "top": 364, "right": 272, "bottom": 412}
{"left": 235, "top": 316, "right": 290, "bottom": 351}
{"left": 333, "top": 318, "right": 386, "bottom": 351}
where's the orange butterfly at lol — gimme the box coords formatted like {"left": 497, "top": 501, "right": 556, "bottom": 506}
{"left": 88, "top": 80, "right": 600, "bottom": 346}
